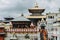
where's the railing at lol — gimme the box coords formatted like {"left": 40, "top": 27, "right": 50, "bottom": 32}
{"left": 6, "top": 28, "right": 39, "bottom": 33}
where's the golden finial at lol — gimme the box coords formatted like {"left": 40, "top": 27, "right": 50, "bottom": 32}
{"left": 34, "top": 0, "right": 39, "bottom": 8}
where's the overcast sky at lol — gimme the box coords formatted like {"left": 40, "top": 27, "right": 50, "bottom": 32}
{"left": 0, "top": 0, "right": 60, "bottom": 20}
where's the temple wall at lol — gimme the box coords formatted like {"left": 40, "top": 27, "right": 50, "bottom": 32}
{"left": 5, "top": 33, "right": 39, "bottom": 40}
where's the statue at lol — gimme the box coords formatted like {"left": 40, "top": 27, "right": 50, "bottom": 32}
{"left": 40, "top": 23, "right": 48, "bottom": 40}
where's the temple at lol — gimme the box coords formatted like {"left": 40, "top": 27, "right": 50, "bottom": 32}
{"left": 0, "top": 1, "right": 48, "bottom": 40}
{"left": 11, "top": 14, "right": 31, "bottom": 28}
{"left": 0, "top": 1, "right": 59, "bottom": 40}
{"left": 0, "top": 3, "right": 48, "bottom": 40}
{"left": 26, "top": 2, "right": 46, "bottom": 26}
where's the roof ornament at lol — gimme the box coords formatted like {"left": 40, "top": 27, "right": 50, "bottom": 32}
{"left": 21, "top": 13, "right": 24, "bottom": 16}
{"left": 34, "top": 0, "right": 39, "bottom": 8}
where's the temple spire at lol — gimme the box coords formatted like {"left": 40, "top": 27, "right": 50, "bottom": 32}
{"left": 21, "top": 13, "right": 24, "bottom": 16}
{"left": 34, "top": 0, "right": 39, "bottom": 8}
{"left": 28, "top": 0, "right": 45, "bottom": 16}
{"left": 59, "top": 8, "right": 60, "bottom": 13}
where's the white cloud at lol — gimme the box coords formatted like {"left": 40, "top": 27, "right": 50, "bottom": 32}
{"left": 37, "top": 0, "right": 60, "bottom": 13}
{"left": 0, "top": 0, "right": 60, "bottom": 19}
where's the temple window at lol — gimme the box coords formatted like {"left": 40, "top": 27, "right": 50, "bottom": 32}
{"left": 40, "top": 18, "right": 42, "bottom": 21}
{"left": 56, "top": 14, "right": 57, "bottom": 16}
{"left": 43, "top": 18, "right": 46, "bottom": 21}
{"left": 10, "top": 39, "right": 17, "bottom": 40}
{"left": 51, "top": 28, "right": 54, "bottom": 31}
{"left": 13, "top": 24, "right": 30, "bottom": 28}
{"left": 48, "top": 16, "right": 54, "bottom": 19}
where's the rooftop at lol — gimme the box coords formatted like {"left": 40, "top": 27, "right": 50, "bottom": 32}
{"left": 11, "top": 15, "right": 30, "bottom": 21}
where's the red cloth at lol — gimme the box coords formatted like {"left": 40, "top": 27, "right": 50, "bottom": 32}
{"left": 0, "top": 37, "right": 4, "bottom": 40}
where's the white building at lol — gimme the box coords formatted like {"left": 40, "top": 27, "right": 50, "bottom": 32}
{"left": 46, "top": 9, "right": 60, "bottom": 40}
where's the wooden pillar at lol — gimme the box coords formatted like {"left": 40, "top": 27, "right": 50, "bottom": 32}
{"left": 0, "top": 36, "right": 4, "bottom": 40}
{"left": 0, "top": 27, "right": 5, "bottom": 40}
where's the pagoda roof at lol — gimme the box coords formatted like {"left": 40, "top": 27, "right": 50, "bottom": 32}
{"left": 29, "top": 7, "right": 45, "bottom": 10}
{"left": 28, "top": 1, "right": 45, "bottom": 14}
{"left": 29, "top": 8, "right": 45, "bottom": 13}
{"left": 4, "top": 16, "right": 14, "bottom": 19}
{"left": 11, "top": 16, "right": 30, "bottom": 22}
{"left": 3, "top": 20, "right": 10, "bottom": 22}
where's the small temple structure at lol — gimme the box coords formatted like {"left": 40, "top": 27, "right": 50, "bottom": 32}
{"left": 29, "top": 2, "right": 45, "bottom": 16}
{"left": 3, "top": 16, "right": 14, "bottom": 24}
{"left": 11, "top": 14, "right": 31, "bottom": 29}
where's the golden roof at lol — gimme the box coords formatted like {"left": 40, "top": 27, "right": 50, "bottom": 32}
{"left": 28, "top": 0, "right": 45, "bottom": 13}
{"left": 25, "top": 16, "right": 46, "bottom": 18}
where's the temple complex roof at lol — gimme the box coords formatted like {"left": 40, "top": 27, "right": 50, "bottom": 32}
{"left": 11, "top": 16, "right": 30, "bottom": 22}
{"left": 4, "top": 16, "right": 14, "bottom": 20}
